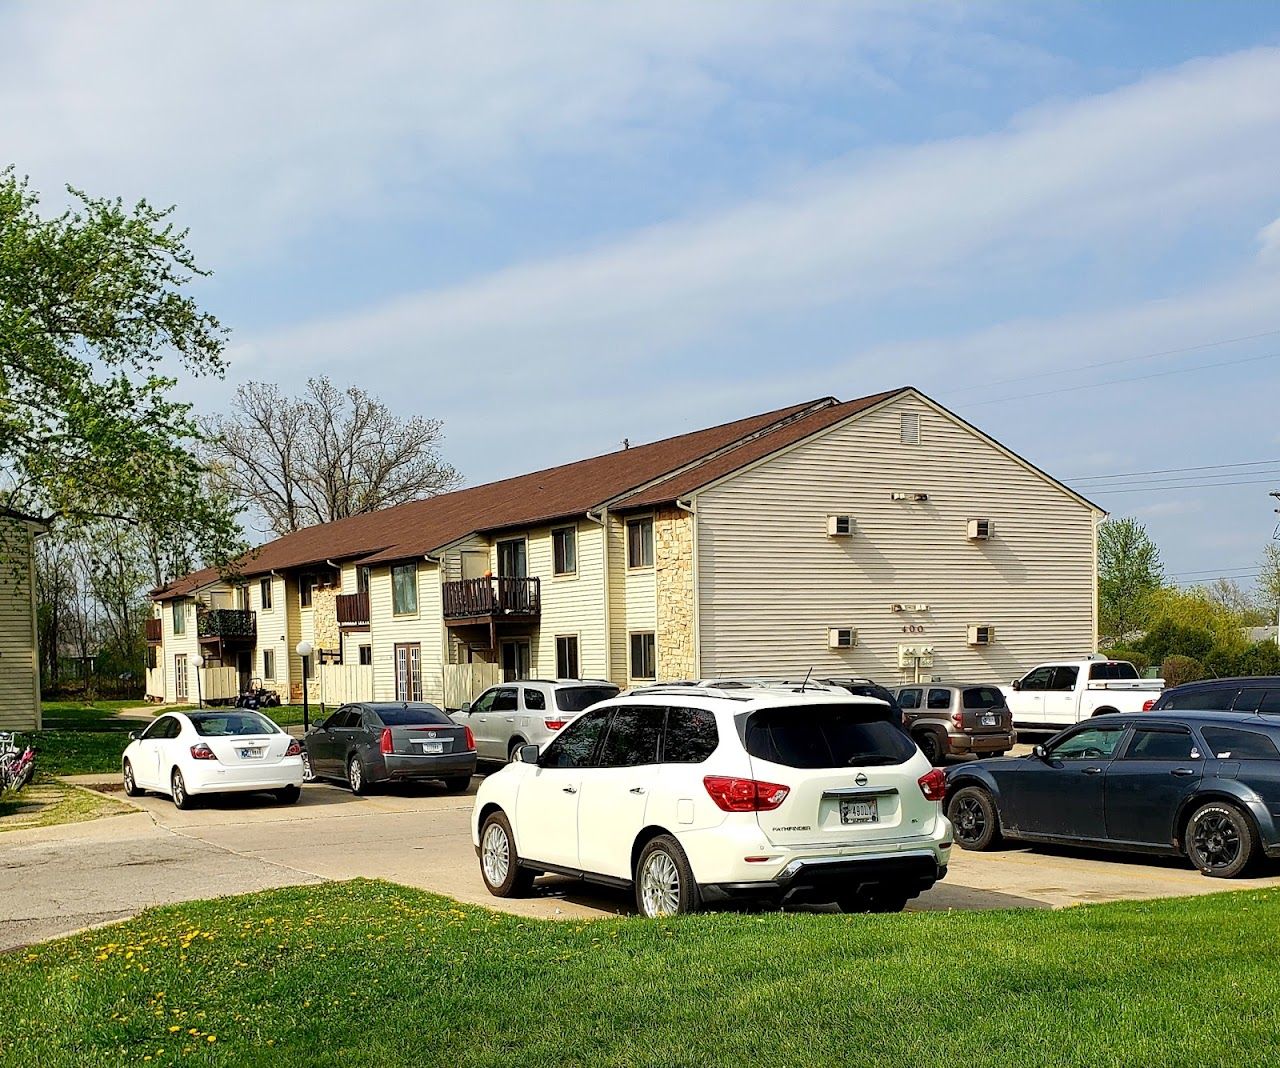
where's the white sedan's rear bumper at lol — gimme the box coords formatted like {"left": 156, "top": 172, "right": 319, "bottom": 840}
{"left": 184, "top": 757, "right": 304, "bottom": 794}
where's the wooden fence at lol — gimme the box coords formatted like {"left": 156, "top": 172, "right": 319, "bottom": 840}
{"left": 443, "top": 662, "right": 501, "bottom": 710}
{"left": 314, "top": 663, "right": 375, "bottom": 706}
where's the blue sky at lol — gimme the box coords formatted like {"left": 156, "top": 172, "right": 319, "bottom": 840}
{"left": 4, "top": 2, "right": 1280, "bottom": 588}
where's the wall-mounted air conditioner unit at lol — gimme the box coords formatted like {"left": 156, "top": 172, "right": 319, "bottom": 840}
{"left": 967, "top": 518, "right": 994, "bottom": 540}
{"left": 827, "top": 514, "right": 855, "bottom": 537}
{"left": 968, "top": 624, "right": 995, "bottom": 646}
{"left": 828, "top": 627, "right": 858, "bottom": 649}
{"left": 898, "top": 644, "right": 935, "bottom": 668}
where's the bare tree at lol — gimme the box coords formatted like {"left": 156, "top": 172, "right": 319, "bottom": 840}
{"left": 205, "top": 378, "right": 460, "bottom": 536}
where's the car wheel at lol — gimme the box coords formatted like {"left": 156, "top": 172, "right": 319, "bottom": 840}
{"left": 915, "top": 732, "right": 943, "bottom": 765}
{"left": 301, "top": 750, "right": 316, "bottom": 783}
{"left": 444, "top": 776, "right": 472, "bottom": 793}
{"left": 479, "top": 811, "right": 535, "bottom": 897}
{"left": 837, "top": 887, "right": 911, "bottom": 914}
{"left": 635, "top": 835, "right": 700, "bottom": 918}
{"left": 171, "top": 769, "right": 196, "bottom": 810}
{"left": 947, "top": 785, "right": 1002, "bottom": 851}
{"left": 347, "top": 755, "right": 368, "bottom": 796}
{"left": 507, "top": 739, "right": 526, "bottom": 764}
{"left": 276, "top": 785, "right": 301, "bottom": 804}
{"left": 1186, "top": 801, "right": 1257, "bottom": 878}
{"left": 122, "top": 759, "right": 143, "bottom": 797}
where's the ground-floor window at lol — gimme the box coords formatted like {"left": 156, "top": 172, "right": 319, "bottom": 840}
{"left": 262, "top": 649, "right": 275, "bottom": 680}
{"left": 174, "top": 654, "right": 189, "bottom": 702}
{"left": 501, "top": 639, "right": 532, "bottom": 682}
{"left": 629, "top": 632, "right": 656, "bottom": 680}
{"left": 556, "top": 635, "right": 580, "bottom": 679}
{"left": 359, "top": 644, "right": 372, "bottom": 666}
{"left": 395, "top": 643, "right": 422, "bottom": 701}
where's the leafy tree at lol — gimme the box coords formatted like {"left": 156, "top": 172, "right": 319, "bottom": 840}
{"left": 1097, "top": 517, "right": 1164, "bottom": 642}
{"left": 1139, "top": 619, "right": 1215, "bottom": 665}
{"left": 1160, "top": 655, "right": 1206, "bottom": 688}
{"left": 205, "top": 377, "right": 461, "bottom": 536}
{"left": 0, "top": 169, "right": 243, "bottom": 572}
{"left": 1203, "top": 577, "right": 1267, "bottom": 626}
{"left": 1259, "top": 543, "right": 1280, "bottom": 626}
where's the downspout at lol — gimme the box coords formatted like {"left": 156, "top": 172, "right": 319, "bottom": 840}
{"left": 675, "top": 498, "right": 700, "bottom": 679}
{"left": 586, "top": 507, "right": 610, "bottom": 682}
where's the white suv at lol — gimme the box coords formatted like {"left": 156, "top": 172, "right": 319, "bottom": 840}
{"left": 471, "top": 687, "right": 951, "bottom": 917}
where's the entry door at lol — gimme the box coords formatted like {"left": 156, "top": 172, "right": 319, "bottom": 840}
{"left": 395, "top": 644, "right": 422, "bottom": 702}
{"left": 501, "top": 640, "right": 531, "bottom": 683}
{"left": 236, "top": 651, "right": 252, "bottom": 693}
{"left": 174, "top": 655, "right": 189, "bottom": 703}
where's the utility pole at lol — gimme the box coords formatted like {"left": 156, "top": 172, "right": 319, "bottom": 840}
{"left": 1271, "top": 492, "right": 1280, "bottom": 648}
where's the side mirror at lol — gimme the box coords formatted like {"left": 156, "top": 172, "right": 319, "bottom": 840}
{"left": 460, "top": 702, "right": 472, "bottom": 714}
{"left": 1011, "top": 679, "right": 1021, "bottom": 690}
{"left": 1032, "top": 744, "right": 1048, "bottom": 760}
{"left": 518, "top": 743, "right": 540, "bottom": 765}
{"left": 128, "top": 731, "right": 139, "bottom": 742}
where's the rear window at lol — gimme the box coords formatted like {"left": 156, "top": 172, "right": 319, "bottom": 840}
{"left": 373, "top": 706, "right": 452, "bottom": 726}
{"left": 1089, "top": 662, "right": 1139, "bottom": 681}
{"left": 963, "top": 687, "right": 1005, "bottom": 710}
{"left": 1201, "top": 726, "right": 1280, "bottom": 760}
{"left": 189, "top": 712, "right": 278, "bottom": 736}
{"left": 555, "top": 685, "right": 619, "bottom": 712}
{"left": 742, "top": 704, "right": 916, "bottom": 769}
{"left": 1161, "top": 687, "right": 1236, "bottom": 712}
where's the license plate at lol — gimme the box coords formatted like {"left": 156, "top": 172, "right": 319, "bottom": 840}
{"left": 839, "top": 798, "right": 878, "bottom": 824}
{"left": 237, "top": 748, "right": 264, "bottom": 760}
{"left": 981, "top": 713, "right": 997, "bottom": 726}
{"left": 418, "top": 741, "right": 444, "bottom": 755}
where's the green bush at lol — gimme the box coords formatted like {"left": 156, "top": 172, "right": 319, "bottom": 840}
{"left": 1101, "top": 647, "right": 1150, "bottom": 672}
{"left": 1140, "top": 620, "right": 1215, "bottom": 664}
{"left": 1161, "top": 655, "right": 1206, "bottom": 688}
{"left": 1236, "top": 641, "right": 1280, "bottom": 677}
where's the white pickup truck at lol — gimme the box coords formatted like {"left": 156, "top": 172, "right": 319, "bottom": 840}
{"left": 1001, "top": 659, "right": 1164, "bottom": 729}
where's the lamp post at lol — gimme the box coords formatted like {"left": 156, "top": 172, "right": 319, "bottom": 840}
{"left": 295, "top": 640, "right": 314, "bottom": 732}
{"left": 193, "top": 654, "right": 205, "bottom": 709}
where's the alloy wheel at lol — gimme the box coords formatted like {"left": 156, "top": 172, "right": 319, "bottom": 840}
{"left": 481, "top": 823, "right": 511, "bottom": 888}
{"left": 1191, "top": 811, "right": 1241, "bottom": 871}
{"left": 301, "top": 751, "right": 315, "bottom": 783}
{"left": 123, "top": 762, "right": 135, "bottom": 793}
{"left": 952, "top": 795, "right": 987, "bottom": 844}
{"left": 349, "top": 758, "right": 362, "bottom": 793}
{"left": 172, "top": 772, "right": 185, "bottom": 806}
{"left": 639, "top": 850, "right": 681, "bottom": 917}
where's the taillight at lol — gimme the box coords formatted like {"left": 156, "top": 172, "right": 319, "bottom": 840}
{"left": 379, "top": 728, "right": 393, "bottom": 755}
{"left": 703, "top": 775, "right": 790, "bottom": 812}
{"left": 952, "top": 711, "right": 964, "bottom": 729}
{"left": 544, "top": 719, "right": 568, "bottom": 731}
{"left": 918, "top": 768, "right": 946, "bottom": 801}
{"left": 285, "top": 738, "right": 302, "bottom": 757}
{"left": 464, "top": 725, "right": 475, "bottom": 751}
{"left": 1142, "top": 700, "right": 1155, "bottom": 712}
{"left": 189, "top": 743, "right": 217, "bottom": 761}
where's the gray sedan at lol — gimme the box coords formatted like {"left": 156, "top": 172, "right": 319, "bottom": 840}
{"left": 303, "top": 702, "right": 477, "bottom": 795}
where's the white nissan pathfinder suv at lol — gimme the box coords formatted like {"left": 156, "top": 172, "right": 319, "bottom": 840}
{"left": 471, "top": 687, "right": 951, "bottom": 917}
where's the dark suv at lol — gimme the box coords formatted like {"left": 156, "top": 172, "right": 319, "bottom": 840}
{"left": 1149, "top": 677, "right": 1280, "bottom": 715}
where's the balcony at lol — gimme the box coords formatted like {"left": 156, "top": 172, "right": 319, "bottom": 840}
{"left": 197, "top": 608, "right": 257, "bottom": 657}
{"left": 336, "top": 590, "right": 371, "bottom": 629}
{"left": 442, "top": 576, "right": 540, "bottom": 629}
{"left": 145, "top": 618, "right": 163, "bottom": 644}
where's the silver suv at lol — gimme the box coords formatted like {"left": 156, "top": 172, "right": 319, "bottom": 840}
{"left": 453, "top": 680, "right": 620, "bottom": 762}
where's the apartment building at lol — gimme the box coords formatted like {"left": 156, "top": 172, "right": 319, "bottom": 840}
{"left": 148, "top": 388, "right": 1102, "bottom": 709}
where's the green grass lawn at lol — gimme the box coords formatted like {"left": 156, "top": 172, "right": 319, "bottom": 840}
{"left": 34, "top": 700, "right": 172, "bottom": 777}
{"left": 3, "top": 880, "right": 1279, "bottom": 1067}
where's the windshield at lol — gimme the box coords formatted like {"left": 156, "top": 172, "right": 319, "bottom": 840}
{"left": 1089, "top": 662, "right": 1139, "bottom": 681}
{"left": 742, "top": 704, "right": 915, "bottom": 769}
{"left": 555, "top": 686, "right": 619, "bottom": 712}
{"left": 189, "top": 712, "right": 278, "bottom": 737}
{"left": 373, "top": 706, "right": 452, "bottom": 726}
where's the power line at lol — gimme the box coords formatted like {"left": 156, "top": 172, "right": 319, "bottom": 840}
{"left": 945, "top": 327, "right": 1280, "bottom": 396}
{"left": 1074, "top": 468, "right": 1280, "bottom": 489}
{"left": 1086, "top": 477, "right": 1280, "bottom": 494}
{"left": 959, "top": 349, "right": 1280, "bottom": 409}
{"left": 1169, "top": 564, "right": 1263, "bottom": 577}
{"left": 1069, "top": 458, "right": 1280, "bottom": 482}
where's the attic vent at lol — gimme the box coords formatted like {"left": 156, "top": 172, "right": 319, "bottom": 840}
{"left": 900, "top": 411, "right": 921, "bottom": 445}
{"left": 828, "top": 627, "right": 858, "bottom": 649}
{"left": 827, "top": 514, "right": 855, "bottom": 537}
{"left": 967, "top": 518, "right": 993, "bottom": 540}
{"left": 968, "top": 624, "right": 995, "bottom": 646}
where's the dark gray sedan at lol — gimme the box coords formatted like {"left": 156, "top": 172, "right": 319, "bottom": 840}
{"left": 302, "top": 702, "right": 476, "bottom": 795}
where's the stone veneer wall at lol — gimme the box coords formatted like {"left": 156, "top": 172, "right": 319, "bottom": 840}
{"left": 654, "top": 506, "right": 696, "bottom": 680}
{"left": 311, "top": 586, "right": 340, "bottom": 653}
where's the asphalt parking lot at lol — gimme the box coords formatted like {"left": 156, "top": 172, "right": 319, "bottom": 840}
{"left": 5, "top": 760, "right": 1280, "bottom": 950}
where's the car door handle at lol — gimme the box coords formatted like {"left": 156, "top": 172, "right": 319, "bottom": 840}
{"left": 629, "top": 787, "right": 646, "bottom": 795}
{"left": 1082, "top": 766, "right": 1102, "bottom": 775}
{"left": 562, "top": 786, "right": 577, "bottom": 794}
{"left": 1170, "top": 767, "right": 1195, "bottom": 777}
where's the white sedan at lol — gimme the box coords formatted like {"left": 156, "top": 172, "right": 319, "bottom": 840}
{"left": 122, "top": 709, "right": 304, "bottom": 809}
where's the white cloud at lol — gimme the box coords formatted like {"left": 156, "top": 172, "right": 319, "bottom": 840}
{"left": 1259, "top": 216, "right": 1280, "bottom": 263}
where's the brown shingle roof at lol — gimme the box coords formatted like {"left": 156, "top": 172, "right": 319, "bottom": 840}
{"left": 152, "top": 396, "right": 840, "bottom": 598}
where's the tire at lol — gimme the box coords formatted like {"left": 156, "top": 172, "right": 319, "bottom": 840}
{"left": 122, "top": 759, "right": 143, "bottom": 797}
{"left": 276, "top": 785, "right": 301, "bottom": 804}
{"left": 478, "top": 811, "right": 535, "bottom": 897}
{"left": 301, "top": 750, "right": 316, "bottom": 784}
{"left": 444, "top": 775, "right": 472, "bottom": 793}
{"left": 507, "top": 739, "right": 527, "bottom": 764}
{"left": 915, "top": 731, "right": 944, "bottom": 765}
{"left": 947, "top": 785, "right": 1002, "bottom": 851}
{"left": 837, "top": 887, "right": 912, "bottom": 914}
{"left": 347, "top": 755, "right": 368, "bottom": 796}
{"left": 1092, "top": 707, "right": 1119, "bottom": 718}
{"left": 171, "top": 768, "right": 196, "bottom": 810}
{"left": 1186, "top": 801, "right": 1258, "bottom": 878}
{"left": 635, "top": 835, "right": 700, "bottom": 918}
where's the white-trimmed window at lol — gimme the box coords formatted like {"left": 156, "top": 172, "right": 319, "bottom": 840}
{"left": 260, "top": 577, "right": 273, "bottom": 610}
{"left": 262, "top": 649, "right": 275, "bottom": 680}
{"left": 552, "top": 526, "right": 577, "bottom": 576}
{"left": 172, "top": 600, "right": 186, "bottom": 635}
{"left": 392, "top": 564, "right": 418, "bottom": 616}
{"left": 556, "top": 635, "right": 580, "bottom": 679}
{"left": 629, "top": 632, "right": 656, "bottom": 680}
{"left": 627, "top": 517, "right": 654, "bottom": 569}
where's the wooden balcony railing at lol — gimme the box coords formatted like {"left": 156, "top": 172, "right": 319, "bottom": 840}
{"left": 145, "top": 618, "right": 163, "bottom": 643}
{"left": 442, "top": 576, "right": 540, "bottom": 621}
{"left": 336, "top": 590, "right": 370, "bottom": 627}
{"left": 197, "top": 608, "right": 257, "bottom": 644}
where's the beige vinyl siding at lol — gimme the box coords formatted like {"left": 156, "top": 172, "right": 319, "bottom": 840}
{"left": 159, "top": 595, "right": 204, "bottom": 704}
{"left": 527, "top": 520, "right": 607, "bottom": 680}
{"left": 285, "top": 576, "right": 305, "bottom": 699}
{"left": 695, "top": 393, "right": 1098, "bottom": 683}
{"left": 368, "top": 561, "right": 444, "bottom": 704}
{"left": 250, "top": 574, "right": 289, "bottom": 696}
{"left": 607, "top": 514, "right": 657, "bottom": 687}
{"left": 0, "top": 521, "right": 40, "bottom": 729}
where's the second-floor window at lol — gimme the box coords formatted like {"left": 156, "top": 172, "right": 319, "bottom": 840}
{"left": 497, "top": 538, "right": 527, "bottom": 578}
{"left": 260, "top": 577, "right": 273, "bottom": 610}
{"left": 392, "top": 564, "right": 418, "bottom": 615}
{"left": 172, "top": 600, "right": 186, "bottom": 635}
{"left": 552, "top": 526, "right": 577, "bottom": 576}
{"left": 299, "top": 574, "right": 314, "bottom": 609}
{"left": 357, "top": 566, "right": 371, "bottom": 593}
{"left": 627, "top": 517, "right": 654, "bottom": 569}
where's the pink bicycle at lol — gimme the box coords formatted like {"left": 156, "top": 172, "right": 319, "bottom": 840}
{"left": 0, "top": 732, "right": 36, "bottom": 793}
